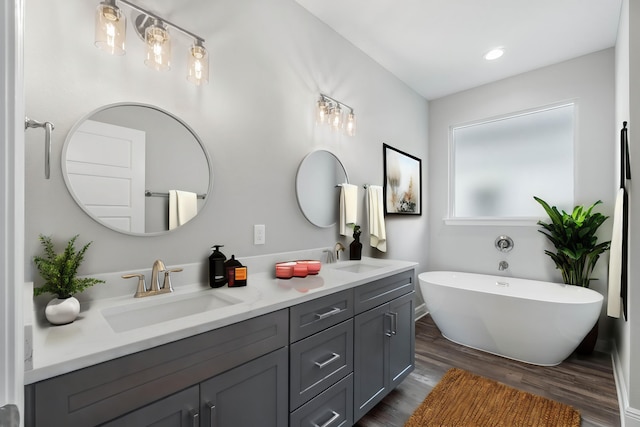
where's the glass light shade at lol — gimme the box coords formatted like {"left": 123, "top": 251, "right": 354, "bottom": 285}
{"left": 187, "top": 44, "right": 209, "bottom": 85}
{"left": 95, "top": 2, "right": 126, "bottom": 55}
{"left": 316, "top": 99, "right": 328, "bottom": 124}
{"left": 330, "top": 105, "right": 343, "bottom": 130}
{"left": 345, "top": 111, "right": 357, "bottom": 136}
{"left": 145, "top": 23, "right": 171, "bottom": 71}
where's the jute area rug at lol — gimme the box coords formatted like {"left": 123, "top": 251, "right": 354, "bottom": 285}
{"left": 405, "top": 368, "right": 580, "bottom": 427}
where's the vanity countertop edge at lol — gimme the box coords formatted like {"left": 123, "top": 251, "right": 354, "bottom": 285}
{"left": 24, "top": 256, "right": 417, "bottom": 385}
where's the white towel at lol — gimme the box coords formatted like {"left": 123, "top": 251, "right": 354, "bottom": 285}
{"left": 367, "top": 185, "right": 387, "bottom": 252}
{"left": 607, "top": 188, "right": 624, "bottom": 318}
{"left": 169, "top": 190, "right": 198, "bottom": 230}
{"left": 339, "top": 183, "right": 358, "bottom": 236}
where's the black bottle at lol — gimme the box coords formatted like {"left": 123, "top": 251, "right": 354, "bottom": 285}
{"left": 209, "top": 245, "right": 227, "bottom": 288}
{"left": 225, "top": 255, "right": 247, "bottom": 287}
{"left": 350, "top": 225, "right": 362, "bottom": 260}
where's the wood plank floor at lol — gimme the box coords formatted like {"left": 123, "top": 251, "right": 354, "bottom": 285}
{"left": 356, "top": 315, "right": 620, "bottom": 427}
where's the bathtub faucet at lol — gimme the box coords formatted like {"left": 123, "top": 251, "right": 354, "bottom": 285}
{"left": 498, "top": 261, "right": 509, "bottom": 271}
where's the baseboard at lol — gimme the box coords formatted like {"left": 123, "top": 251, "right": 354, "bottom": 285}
{"left": 611, "top": 341, "right": 640, "bottom": 427}
{"left": 414, "top": 302, "right": 427, "bottom": 321}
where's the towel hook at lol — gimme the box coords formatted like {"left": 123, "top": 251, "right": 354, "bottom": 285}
{"left": 25, "top": 117, "right": 54, "bottom": 179}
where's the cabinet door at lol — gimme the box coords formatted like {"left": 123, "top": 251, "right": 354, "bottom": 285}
{"left": 200, "top": 347, "right": 288, "bottom": 427}
{"left": 103, "top": 386, "right": 199, "bottom": 427}
{"left": 353, "top": 303, "right": 389, "bottom": 421}
{"left": 389, "top": 292, "right": 415, "bottom": 388}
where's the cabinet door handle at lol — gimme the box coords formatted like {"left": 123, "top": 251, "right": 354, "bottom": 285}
{"left": 312, "top": 410, "right": 340, "bottom": 427}
{"left": 314, "top": 352, "right": 341, "bottom": 369}
{"left": 385, "top": 312, "right": 393, "bottom": 337}
{"left": 391, "top": 311, "right": 398, "bottom": 335}
{"left": 207, "top": 402, "right": 216, "bottom": 427}
{"left": 189, "top": 410, "right": 199, "bottom": 427}
{"left": 315, "top": 306, "right": 341, "bottom": 320}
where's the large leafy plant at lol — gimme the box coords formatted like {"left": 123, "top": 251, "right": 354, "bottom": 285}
{"left": 534, "top": 197, "right": 611, "bottom": 288}
{"left": 33, "top": 234, "right": 104, "bottom": 299}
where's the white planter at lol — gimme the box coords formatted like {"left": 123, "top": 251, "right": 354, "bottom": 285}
{"left": 45, "top": 296, "right": 80, "bottom": 325}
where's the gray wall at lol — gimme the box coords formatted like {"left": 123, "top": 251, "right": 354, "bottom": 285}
{"left": 24, "top": 0, "right": 429, "bottom": 280}
{"left": 428, "top": 49, "right": 615, "bottom": 335}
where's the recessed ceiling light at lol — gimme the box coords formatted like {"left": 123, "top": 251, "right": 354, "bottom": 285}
{"left": 484, "top": 47, "right": 504, "bottom": 61}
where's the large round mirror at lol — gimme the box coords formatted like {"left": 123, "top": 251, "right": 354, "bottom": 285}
{"left": 296, "top": 150, "right": 348, "bottom": 227}
{"left": 62, "top": 103, "right": 212, "bottom": 236}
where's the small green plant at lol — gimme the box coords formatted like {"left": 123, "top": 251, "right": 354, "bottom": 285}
{"left": 33, "top": 234, "right": 104, "bottom": 299}
{"left": 534, "top": 196, "right": 611, "bottom": 288}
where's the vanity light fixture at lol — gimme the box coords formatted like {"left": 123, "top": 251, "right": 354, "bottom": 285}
{"left": 315, "top": 94, "right": 356, "bottom": 137}
{"left": 484, "top": 47, "right": 505, "bottom": 61}
{"left": 94, "top": 0, "right": 209, "bottom": 84}
{"left": 95, "top": 0, "right": 126, "bottom": 55}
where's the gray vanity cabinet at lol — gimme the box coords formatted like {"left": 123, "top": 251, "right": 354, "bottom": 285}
{"left": 24, "top": 310, "right": 288, "bottom": 427}
{"left": 25, "top": 268, "right": 416, "bottom": 427}
{"left": 353, "top": 272, "right": 415, "bottom": 422}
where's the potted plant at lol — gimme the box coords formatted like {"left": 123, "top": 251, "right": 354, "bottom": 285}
{"left": 534, "top": 196, "right": 610, "bottom": 353}
{"left": 33, "top": 234, "right": 104, "bottom": 325}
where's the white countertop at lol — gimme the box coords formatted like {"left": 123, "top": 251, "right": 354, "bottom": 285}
{"left": 25, "top": 254, "right": 416, "bottom": 385}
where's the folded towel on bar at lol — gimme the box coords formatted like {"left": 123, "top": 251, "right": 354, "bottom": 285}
{"left": 607, "top": 187, "right": 624, "bottom": 318}
{"left": 169, "top": 190, "right": 198, "bottom": 230}
{"left": 339, "top": 183, "right": 358, "bottom": 236}
{"left": 367, "top": 185, "right": 387, "bottom": 252}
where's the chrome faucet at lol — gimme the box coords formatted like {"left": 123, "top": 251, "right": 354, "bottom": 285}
{"left": 334, "top": 242, "right": 345, "bottom": 261}
{"left": 122, "top": 259, "right": 182, "bottom": 297}
{"left": 498, "top": 260, "right": 509, "bottom": 271}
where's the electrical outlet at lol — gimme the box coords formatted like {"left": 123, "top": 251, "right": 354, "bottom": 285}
{"left": 254, "top": 224, "right": 265, "bottom": 245}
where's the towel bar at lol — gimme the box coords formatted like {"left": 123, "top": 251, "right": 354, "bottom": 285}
{"left": 145, "top": 190, "right": 206, "bottom": 199}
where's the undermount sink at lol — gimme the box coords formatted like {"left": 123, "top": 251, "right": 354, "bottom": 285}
{"left": 101, "top": 291, "right": 242, "bottom": 333}
{"left": 331, "top": 261, "right": 387, "bottom": 273}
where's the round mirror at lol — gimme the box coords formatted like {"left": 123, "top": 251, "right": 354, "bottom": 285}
{"left": 295, "top": 150, "right": 348, "bottom": 227}
{"left": 62, "top": 103, "right": 212, "bottom": 236}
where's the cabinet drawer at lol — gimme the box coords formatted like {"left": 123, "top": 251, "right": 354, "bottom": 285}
{"left": 290, "top": 289, "right": 353, "bottom": 342}
{"left": 354, "top": 270, "right": 414, "bottom": 314}
{"left": 290, "top": 374, "right": 353, "bottom": 427}
{"left": 290, "top": 320, "right": 353, "bottom": 410}
{"left": 27, "top": 309, "right": 288, "bottom": 427}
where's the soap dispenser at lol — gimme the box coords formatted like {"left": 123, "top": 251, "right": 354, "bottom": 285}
{"left": 209, "top": 245, "right": 228, "bottom": 288}
{"left": 225, "top": 255, "right": 247, "bottom": 287}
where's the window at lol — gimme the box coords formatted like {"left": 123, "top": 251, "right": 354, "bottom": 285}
{"left": 449, "top": 103, "right": 575, "bottom": 223}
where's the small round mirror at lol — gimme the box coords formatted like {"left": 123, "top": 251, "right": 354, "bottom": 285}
{"left": 62, "top": 103, "right": 212, "bottom": 236}
{"left": 295, "top": 150, "right": 348, "bottom": 227}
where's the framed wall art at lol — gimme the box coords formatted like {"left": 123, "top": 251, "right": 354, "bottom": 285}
{"left": 383, "top": 143, "right": 422, "bottom": 215}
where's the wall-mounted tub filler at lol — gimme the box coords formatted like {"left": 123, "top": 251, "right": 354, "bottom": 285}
{"left": 495, "top": 235, "right": 514, "bottom": 252}
{"left": 25, "top": 117, "right": 55, "bottom": 179}
{"left": 498, "top": 260, "right": 509, "bottom": 271}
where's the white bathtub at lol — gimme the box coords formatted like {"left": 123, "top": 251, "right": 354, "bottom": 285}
{"left": 418, "top": 271, "right": 603, "bottom": 366}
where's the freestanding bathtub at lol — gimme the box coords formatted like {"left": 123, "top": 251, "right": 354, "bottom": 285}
{"left": 418, "top": 271, "right": 603, "bottom": 366}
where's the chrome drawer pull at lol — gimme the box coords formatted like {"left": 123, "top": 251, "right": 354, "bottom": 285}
{"left": 315, "top": 307, "right": 341, "bottom": 320}
{"left": 314, "top": 352, "right": 341, "bottom": 369}
{"left": 312, "top": 410, "right": 340, "bottom": 427}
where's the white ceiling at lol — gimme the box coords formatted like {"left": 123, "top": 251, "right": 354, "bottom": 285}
{"left": 294, "top": 0, "right": 622, "bottom": 100}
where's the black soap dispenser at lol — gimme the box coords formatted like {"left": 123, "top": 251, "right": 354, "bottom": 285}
{"left": 209, "top": 245, "right": 228, "bottom": 288}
